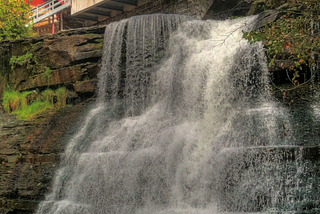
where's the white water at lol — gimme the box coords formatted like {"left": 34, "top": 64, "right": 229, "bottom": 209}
{"left": 36, "top": 14, "right": 298, "bottom": 214}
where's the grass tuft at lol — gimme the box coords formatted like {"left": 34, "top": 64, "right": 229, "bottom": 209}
{"left": 55, "top": 87, "right": 67, "bottom": 109}
{"left": 2, "top": 87, "right": 68, "bottom": 120}
{"left": 2, "top": 90, "right": 20, "bottom": 113}
{"left": 41, "top": 88, "right": 55, "bottom": 105}
{"left": 15, "top": 101, "right": 52, "bottom": 120}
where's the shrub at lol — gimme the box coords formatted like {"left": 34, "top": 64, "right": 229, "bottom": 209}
{"left": 0, "top": 0, "right": 33, "bottom": 41}
{"left": 243, "top": 0, "right": 320, "bottom": 84}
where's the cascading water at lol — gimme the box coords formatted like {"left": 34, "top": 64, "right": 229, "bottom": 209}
{"left": 36, "top": 14, "right": 319, "bottom": 214}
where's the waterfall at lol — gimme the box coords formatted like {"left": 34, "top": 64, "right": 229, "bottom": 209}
{"left": 36, "top": 14, "right": 305, "bottom": 213}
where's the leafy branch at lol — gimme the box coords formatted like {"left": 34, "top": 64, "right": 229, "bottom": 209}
{"left": 0, "top": 0, "right": 33, "bottom": 41}
{"left": 243, "top": 0, "right": 320, "bottom": 86}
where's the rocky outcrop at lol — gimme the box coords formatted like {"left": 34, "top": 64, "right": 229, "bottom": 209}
{"left": 0, "top": 100, "right": 93, "bottom": 214}
{"left": 203, "top": 0, "right": 253, "bottom": 20}
{"left": 0, "top": 26, "right": 104, "bottom": 214}
{"left": 0, "top": 25, "right": 106, "bottom": 103}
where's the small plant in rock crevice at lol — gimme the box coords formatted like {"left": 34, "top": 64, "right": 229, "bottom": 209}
{"left": 55, "top": 87, "right": 68, "bottom": 109}
{"left": 41, "top": 67, "right": 53, "bottom": 85}
{"left": 9, "top": 52, "right": 33, "bottom": 70}
{"left": 41, "top": 88, "right": 55, "bottom": 106}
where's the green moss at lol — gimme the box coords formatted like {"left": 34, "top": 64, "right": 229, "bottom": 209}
{"left": 96, "top": 38, "right": 103, "bottom": 43}
{"left": 94, "top": 43, "right": 103, "bottom": 50}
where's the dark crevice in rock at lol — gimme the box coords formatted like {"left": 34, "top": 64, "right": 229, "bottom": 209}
{"left": 69, "top": 56, "right": 101, "bottom": 66}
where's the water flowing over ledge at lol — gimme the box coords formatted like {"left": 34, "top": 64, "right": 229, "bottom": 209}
{"left": 36, "top": 14, "right": 320, "bottom": 214}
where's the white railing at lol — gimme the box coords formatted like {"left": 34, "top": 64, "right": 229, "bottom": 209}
{"left": 31, "top": 0, "right": 71, "bottom": 24}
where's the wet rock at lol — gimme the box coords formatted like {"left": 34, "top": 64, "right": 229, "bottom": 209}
{"left": 247, "top": 0, "right": 266, "bottom": 16}
{"left": 0, "top": 101, "right": 93, "bottom": 213}
{"left": 73, "top": 79, "right": 97, "bottom": 93}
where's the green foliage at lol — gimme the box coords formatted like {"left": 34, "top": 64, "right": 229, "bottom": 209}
{"left": 41, "top": 88, "right": 55, "bottom": 105}
{"left": 9, "top": 52, "right": 33, "bottom": 70}
{"left": 2, "top": 90, "right": 33, "bottom": 113}
{"left": 55, "top": 87, "right": 67, "bottom": 109}
{"left": 2, "top": 90, "right": 20, "bottom": 113}
{"left": 19, "top": 91, "right": 33, "bottom": 109}
{"left": 243, "top": 0, "right": 320, "bottom": 82}
{"left": 41, "top": 67, "right": 53, "bottom": 85}
{"left": 94, "top": 42, "right": 104, "bottom": 50}
{"left": 264, "top": 0, "right": 298, "bottom": 9}
{"left": 0, "top": 0, "right": 33, "bottom": 41}
{"left": 2, "top": 87, "right": 68, "bottom": 120}
{"left": 15, "top": 101, "right": 52, "bottom": 120}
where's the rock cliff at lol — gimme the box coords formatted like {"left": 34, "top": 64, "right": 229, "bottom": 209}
{"left": 0, "top": 25, "right": 106, "bottom": 104}
{"left": 0, "top": 26, "right": 105, "bottom": 214}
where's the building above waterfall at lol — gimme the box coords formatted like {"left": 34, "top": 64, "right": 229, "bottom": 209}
{"left": 29, "top": 0, "right": 255, "bottom": 35}
{"left": 70, "top": 0, "right": 216, "bottom": 24}
{"left": 71, "top": 0, "right": 138, "bottom": 22}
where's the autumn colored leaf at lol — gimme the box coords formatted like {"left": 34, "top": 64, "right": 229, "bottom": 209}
{"left": 283, "top": 42, "right": 290, "bottom": 49}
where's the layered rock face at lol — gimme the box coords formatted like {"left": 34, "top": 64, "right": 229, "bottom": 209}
{"left": 0, "top": 103, "right": 91, "bottom": 214}
{"left": 0, "top": 26, "right": 106, "bottom": 103}
{"left": 0, "top": 26, "right": 105, "bottom": 214}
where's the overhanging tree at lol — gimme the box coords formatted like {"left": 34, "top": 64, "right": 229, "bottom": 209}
{"left": 244, "top": 0, "right": 320, "bottom": 86}
{"left": 0, "top": 0, "right": 33, "bottom": 41}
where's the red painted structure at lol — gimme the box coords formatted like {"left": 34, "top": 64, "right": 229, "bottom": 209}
{"left": 24, "top": 0, "right": 66, "bottom": 34}
{"left": 24, "top": 0, "right": 47, "bottom": 6}
{"left": 24, "top": 0, "right": 64, "bottom": 6}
